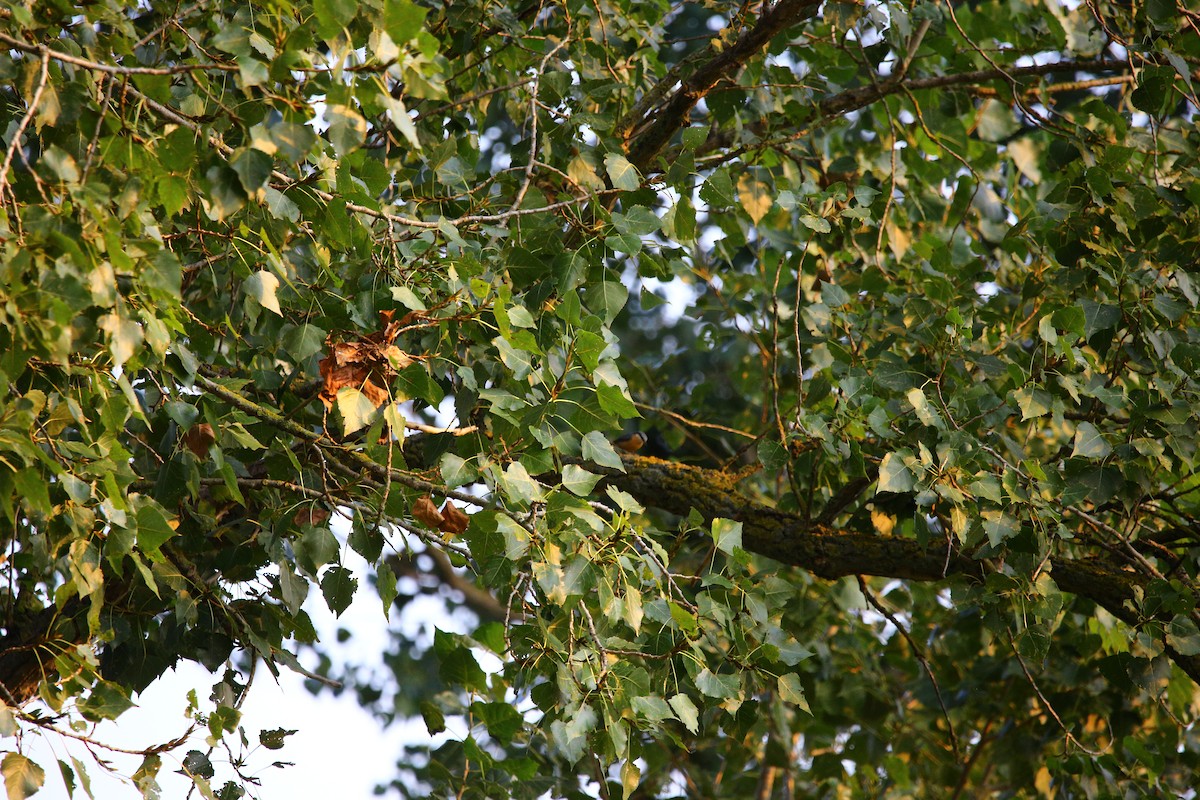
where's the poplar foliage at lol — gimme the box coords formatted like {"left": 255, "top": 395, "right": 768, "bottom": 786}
{"left": 2, "top": 0, "right": 1200, "bottom": 798}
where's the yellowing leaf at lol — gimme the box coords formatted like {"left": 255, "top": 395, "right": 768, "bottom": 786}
{"left": 568, "top": 156, "right": 605, "bottom": 190}
{"left": 603, "top": 153, "right": 641, "bottom": 191}
{"left": 620, "top": 759, "right": 641, "bottom": 800}
{"left": 336, "top": 386, "right": 378, "bottom": 435}
{"left": 736, "top": 174, "right": 772, "bottom": 223}
{"left": 777, "top": 673, "right": 810, "bottom": 713}
{"left": 245, "top": 270, "right": 282, "bottom": 315}
{"left": 99, "top": 314, "right": 144, "bottom": 367}
{"left": 2, "top": 753, "right": 45, "bottom": 800}
{"left": 381, "top": 93, "right": 421, "bottom": 150}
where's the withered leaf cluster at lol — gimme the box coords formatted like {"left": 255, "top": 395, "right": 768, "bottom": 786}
{"left": 318, "top": 310, "right": 416, "bottom": 410}
{"left": 412, "top": 495, "right": 470, "bottom": 536}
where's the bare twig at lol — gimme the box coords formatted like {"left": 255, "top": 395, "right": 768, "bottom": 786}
{"left": 0, "top": 31, "right": 235, "bottom": 76}
{"left": 0, "top": 47, "right": 50, "bottom": 197}
{"left": 857, "top": 576, "right": 961, "bottom": 763}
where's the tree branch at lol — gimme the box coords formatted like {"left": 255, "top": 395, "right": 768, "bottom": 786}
{"left": 598, "top": 455, "right": 1200, "bottom": 684}
{"left": 696, "top": 58, "right": 1138, "bottom": 166}
{"left": 623, "top": 0, "right": 821, "bottom": 169}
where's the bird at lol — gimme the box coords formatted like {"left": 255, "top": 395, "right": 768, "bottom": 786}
{"left": 612, "top": 431, "right": 648, "bottom": 453}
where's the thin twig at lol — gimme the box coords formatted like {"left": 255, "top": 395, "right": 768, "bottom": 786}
{"left": 123, "top": 83, "right": 619, "bottom": 232}
{"left": 0, "top": 32, "right": 236, "bottom": 75}
{"left": 0, "top": 47, "right": 50, "bottom": 196}
{"left": 1008, "top": 631, "right": 1106, "bottom": 757}
{"left": 509, "top": 40, "right": 568, "bottom": 214}
{"left": 857, "top": 576, "right": 961, "bottom": 763}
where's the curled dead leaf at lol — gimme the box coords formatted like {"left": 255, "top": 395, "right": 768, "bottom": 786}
{"left": 438, "top": 501, "right": 469, "bottom": 535}
{"left": 411, "top": 495, "right": 445, "bottom": 529}
{"left": 318, "top": 312, "right": 416, "bottom": 411}
{"left": 182, "top": 423, "right": 216, "bottom": 457}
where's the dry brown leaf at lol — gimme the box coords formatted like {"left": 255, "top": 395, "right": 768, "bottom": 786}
{"left": 182, "top": 423, "right": 216, "bottom": 457}
{"left": 293, "top": 506, "right": 331, "bottom": 528}
{"left": 438, "top": 501, "right": 469, "bottom": 535}
{"left": 412, "top": 495, "right": 445, "bottom": 529}
{"left": 318, "top": 338, "right": 416, "bottom": 409}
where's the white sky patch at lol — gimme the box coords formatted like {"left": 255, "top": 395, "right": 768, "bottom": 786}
{"left": 640, "top": 276, "right": 703, "bottom": 325}
{"left": 699, "top": 222, "right": 726, "bottom": 252}
{"left": 20, "top": 542, "right": 415, "bottom": 798}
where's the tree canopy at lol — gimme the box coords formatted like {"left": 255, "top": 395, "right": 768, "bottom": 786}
{"left": 2, "top": 0, "right": 1200, "bottom": 797}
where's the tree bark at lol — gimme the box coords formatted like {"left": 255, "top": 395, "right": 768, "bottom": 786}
{"left": 622, "top": 0, "right": 822, "bottom": 170}
{"left": 599, "top": 455, "right": 1200, "bottom": 684}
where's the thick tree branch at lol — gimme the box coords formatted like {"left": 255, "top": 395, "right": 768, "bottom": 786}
{"left": 623, "top": 0, "right": 821, "bottom": 169}
{"left": 599, "top": 455, "right": 1200, "bottom": 684}
{"left": 696, "top": 58, "right": 1138, "bottom": 165}
{"left": 816, "top": 58, "right": 1133, "bottom": 120}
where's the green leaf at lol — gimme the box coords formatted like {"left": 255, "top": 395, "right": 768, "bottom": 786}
{"left": 502, "top": 461, "right": 544, "bottom": 504}
{"left": 695, "top": 669, "right": 739, "bottom": 699}
{"left": 669, "top": 601, "right": 699, "bottom": 636}
{"left": 982, "top": 511, "right": 1019, "bottom": 547}
{"left": 497, "top": 514, "right": 530, "bottom": 559}
{"left": 135, "top": 502, "right": 177, "bottom": 560}
{"left": 877, "top": 451, "right": 915, "bottom": 494}
{"left": 440, "top": 453, "right": 477, "bottom": 488}
{"left": 181, "top": 750, "right": 214, "bottom": 780}
{"left": 596, "top": 383, "right": 638, "bottom": 418}
{"left": 631, "top": 694, "right": 674, "bottom": 722}
{"left": 79, "top": 680, "right": 136, "bottom": 722}
{"left": 313, "top": 0, "right": 358, "bottom": 38}
{"left": 279, "top": 562, "right": 309, "bottom": 615}
{"left": 562, "top": 464, "right": 602, "bottom": 496}
{"left": 384, "top": 0, "right": 428, "bottom": 42}
{"left": 1071, "top": 422, "right": 1112, "bottom": 459}
{"left": 668, "top": 693, "right": 700, "bottom": 733}
{"left": 267, "top": 121, "right": 318, "bottom": 161}
{"left": 204, "top": 165, "right": 245, "bottom": 220}
{"left": 377, "top": 562, "right": 398, "bottom": 619}
{"left": 434, "top": 631, "right": 488, "bottom": 691}
{"left": 799, "top": 214, "right": 831, "bottom": 233}
{"left": 584, "top": 281, "right": 629, "bottom": 325}
{"left": 231, "top": 148, "right": 273, "bottom": 195}
{"left": 1079, "top": 300, "right": 1121, "bottom": 337}
{"left": 259, "top": 728, "right": 298, "bottom": 751}
{"left": 321, "top": 566, "right": 358, "bottom": 617}
{"left": 1167, "top": 616, "right": 1200, "bottom": 656}
{"left": 1013, "top": 386, "right": 1051, "bottom": 420}
{"left": 295, "top": 525, "right": 339, "bottom": 573}
{"left": 711, "top": 518, "right": 742, "bottom": 555}
{"left": 757, "top": 439, "right": 788, "bottom": 472}
{"left": 473, "top": 701, "right": 523, "bottom": 744}
{"left": 582, "top": 431, "right": 625, "bottom": 471}
{"left": 327, "top": 104, "right": 367, "bottom": 157}
{"left": 56, "top": 759, "right": 74, "bottom": 800}
{"left": 699, "top": 169, "right": 734, "bottom": 207}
